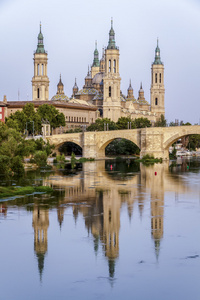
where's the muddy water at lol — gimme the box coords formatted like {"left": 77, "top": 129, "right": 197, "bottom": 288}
{"left": 0, "top": 159, "right": 200, "bottom": 300}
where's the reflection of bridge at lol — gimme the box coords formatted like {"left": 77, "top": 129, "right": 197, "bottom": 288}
{"left": 47, "top": 125, "right": 200, "bottom": 159}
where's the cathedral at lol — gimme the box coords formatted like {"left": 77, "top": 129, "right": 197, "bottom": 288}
{"left": 71, "top": 19, "right": 165, "bottom": 123}
{"left": 0, "top": 21, "right": 165, "bottom": 128}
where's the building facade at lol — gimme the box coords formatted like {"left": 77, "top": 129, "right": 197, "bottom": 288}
{"left": 1, "top": 22, "right": 165, "bottom": 128}
{"left": 74, "top": 21, "right": 165, "bottom": 123}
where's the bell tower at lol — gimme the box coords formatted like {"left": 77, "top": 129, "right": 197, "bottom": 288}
{"left": 150, "top": 39, "right": 165, "bottom": 119}
{"left": 32, "top": 24, "right": 49, "bottom": 101}
{"left": 103, "top": 20, "right": 121, "bottom": 122}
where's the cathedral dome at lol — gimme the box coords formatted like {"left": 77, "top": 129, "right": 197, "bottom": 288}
{"left": 51, "top": 94, "right": 69, "bottom": 101}
{"left": 92, "top": 72, "right": 104, "bottom": 85}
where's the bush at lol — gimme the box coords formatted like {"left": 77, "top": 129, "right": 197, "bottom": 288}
{"left": 0, "top": 155, "right": 11, "bottom": 176}
{"left": 33, "top": 151, "right": 47, "bottom": 167}
{"left": 10, "top": 156, "right": 24, "bottom": 176}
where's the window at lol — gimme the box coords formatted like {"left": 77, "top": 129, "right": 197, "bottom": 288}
{"left": 109, "top": 86, "right": 111, "bottom": 97}
{"left": 159, "top": 73, "right": 161, "bottom": 83}
{"left": 155, "top": 98, "right": 158, "bottom": 105}
{"left": 109, "top": 60, "right": 111, "bottom": 72}
{"left": 0, "top": 107, "right": 2, "bottom": 112}
{"left": 42, "top": 64, "right": 44, "bottom": 76}
{"left": 71, "top": 117, "right": 73, "bottom": 122}
{"left": 37, "top": 88, "right": 40, "bottom": 99}
{"left": 82, "top": 117, "right": 83, "bottom": 122}
{"left": 113, "top": 59, "right": 116, "bottom": 73}
{"left": 37, "top": 64, "right": 40, "bottom": 76}
{"left": 155, "top": 73, "right": 157, "bottom": 83}
{"left": 69, "top": 116, "right": 70, "bottom": 122}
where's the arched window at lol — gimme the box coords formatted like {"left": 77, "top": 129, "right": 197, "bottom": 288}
{"left": 155, "top": 98, "right": 158, "bottom": 105}
{"left": 42, "top": 64, "right": 44, "bottom": 76}
{"left": 155, "top": 73, "right": 157, "bottom": 83}
{"left": 159, "top": 73, "right": 161, "bottom": 83}
{"left": 69, "top": 116, "right": 70, "bottom": 122}
{"left": 37, "top": 88, "right": 40, "bottom": 99}
{"left": 37, "top": 64, "right": 40, "bottom": 76}
{"left": 109, "top": 86, "right": 111, "bottom": 97}
{"left": 113, "top": 60, "right": 116, "bottom": 73}
{"left": 109, "top": 60, "right": 111, "bottom": 72}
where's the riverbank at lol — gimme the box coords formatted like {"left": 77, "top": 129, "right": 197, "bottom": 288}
{"left": 0, "top": 186, "right": 53, "bottom": 200}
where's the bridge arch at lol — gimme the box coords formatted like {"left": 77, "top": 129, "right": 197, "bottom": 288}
{"left": 163, "top": 126, "right": 200, "bottom": 151}
{"left": 98, "top": 137, "right": 140, "bottom": 157}
{"left": 97, "top": 130, "right": 141, "bottom": 153}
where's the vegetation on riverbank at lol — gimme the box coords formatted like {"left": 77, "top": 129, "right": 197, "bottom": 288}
{"left": 0, "top": 185, "right": 53, "bottom": 199}
{"left": 135, "top": 154, "right": 162, "bottom": 164}
{"left": 0, "top": 122, "right": 54, "bottom": 177}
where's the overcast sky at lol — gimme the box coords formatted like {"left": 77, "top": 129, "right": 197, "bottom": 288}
{"left": 0, "top": 0, "right": 200, "bottom": 124}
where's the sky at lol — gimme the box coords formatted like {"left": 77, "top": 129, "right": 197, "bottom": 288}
{"left": 0, "top": 0, "right": 200, "bottom": 124}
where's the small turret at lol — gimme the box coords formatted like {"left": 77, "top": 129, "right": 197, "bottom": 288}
{"left": 72, "top": 78, "right": 78, "bottom": 97}
{"left": 127, "top": 80, "right": 134, "bottom": 98}
{"left": 57, "top": 74, "right": 64, "bottom": 95}
{"left": 138, "top": 83, "right": 145, "bottom": 102}
{"left": 84, "top": 66, "right": 93, "bottom": 88}
{"left": 100, "top": 48, "right": 105, "bottom": 72}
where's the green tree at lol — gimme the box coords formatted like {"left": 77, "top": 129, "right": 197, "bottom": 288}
{"left": 133, "top": 117, "right": 151, "bottom": 128}
{"left": 33, "top": 151, "right": 47, "bottom": 167}
{"left": 6, "top": 103, "right": 65, "bottom": 135}
{"left": 116, "top": 117, "right": 136, "bottom": 130}
{"left": 154, "top": 114, "right": 167, "bottom": 127}
{"left": 37, "top": 104, "right": 65, "bottom": 129}
{"left": 87, "top": 118, "right": 118, "bottom": 131}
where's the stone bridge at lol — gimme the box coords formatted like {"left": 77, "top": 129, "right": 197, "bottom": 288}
{"left": 47, "top": 125, "right": 200, "bottom": 160}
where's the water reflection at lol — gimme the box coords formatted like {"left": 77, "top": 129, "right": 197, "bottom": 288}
{"left": 1, "top": 158, "right": 200, "bottom": 285}
{"left": 32, "top": 205, "right": 49, "bottom": 281}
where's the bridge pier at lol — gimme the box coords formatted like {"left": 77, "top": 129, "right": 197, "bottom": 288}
{"left": 140, "top": 128, "right": 169, "bottom": 160}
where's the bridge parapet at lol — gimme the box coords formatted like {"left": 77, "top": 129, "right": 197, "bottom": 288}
{"left": 47, "top": 125, "right": 200, "bottom": 160}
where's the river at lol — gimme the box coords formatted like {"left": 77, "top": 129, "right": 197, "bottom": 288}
{"left": 0, "top": 158, "right": 200, "bottom": 300}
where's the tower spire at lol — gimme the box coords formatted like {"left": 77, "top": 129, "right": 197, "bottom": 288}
{"left": 107, "top": 18, "right": 117, "bottom": 49}
{"left": 36, "top": 23, "right": 45, "bottom": 54}
{"left": 92, "top": 41, "right": 100, "bottom": 67}
{"left": 154, "top": 38, "right": 162, "bottom": 65}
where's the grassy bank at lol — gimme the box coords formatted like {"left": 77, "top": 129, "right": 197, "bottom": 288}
{"left": 135, "top": 154, "right": 162, "bottom": 164}
{"left": 0, "top": 186, "right": 53, "bottom": 199}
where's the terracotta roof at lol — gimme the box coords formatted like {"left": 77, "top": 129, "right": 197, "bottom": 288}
{"left": 6, "top": 100, "right": 97, "bottom": 111}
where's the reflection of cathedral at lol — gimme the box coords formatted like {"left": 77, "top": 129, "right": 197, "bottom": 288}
{"left": 32, "top": 205, "right": 49, "bottom": 281}
{"left": 30, "top": 161, "right": 168, "bottom": 281}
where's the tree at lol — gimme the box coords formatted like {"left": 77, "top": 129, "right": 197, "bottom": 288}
{"left": 37, "top": 104, "right": 65, "bottom": 129}
{"left": 87, "top": 118, "right": 118, "bottom": 131}
{"left": 133, "top": 117, "right": 151, "bottom": 128}
{"left": 154, "top": 114, "right": 167, "bottom": 127}
{"left": 116, "top": 117, "right": 136, "bottom": 130}
{"left": 6, "top": 103, "right": 65, "bottom": 135}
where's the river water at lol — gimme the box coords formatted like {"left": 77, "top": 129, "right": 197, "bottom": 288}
{"left": 0, "top": 158, "right": 200, "bottom": 300}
